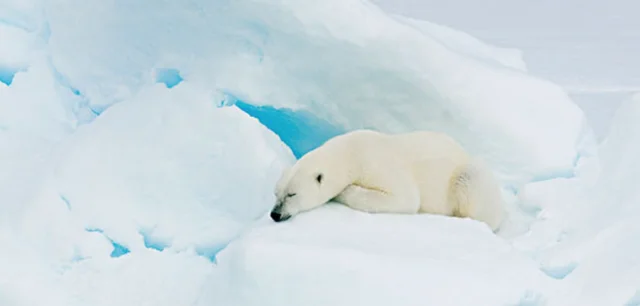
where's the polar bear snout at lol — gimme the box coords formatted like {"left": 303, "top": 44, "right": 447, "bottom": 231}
{"left": 270, "top": 210, "right": 290, "bottom": 222}
{"left": 270, "top": 203, "right": 291, "bottom": 222}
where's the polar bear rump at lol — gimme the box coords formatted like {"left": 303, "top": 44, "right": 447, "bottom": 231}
{"left": 448, "top": 157, "right": 506, "bottom": 231}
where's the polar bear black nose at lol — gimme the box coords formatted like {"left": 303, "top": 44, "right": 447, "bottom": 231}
{"left": 270, "top": 211, "right": 282, "bottom": 221}
{"left": 270, "top": 211, "right": 290, "bottom": 222}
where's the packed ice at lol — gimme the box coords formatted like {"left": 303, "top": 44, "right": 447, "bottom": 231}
{"left": 0, "top": 0, "right": 637, "bottom": 305}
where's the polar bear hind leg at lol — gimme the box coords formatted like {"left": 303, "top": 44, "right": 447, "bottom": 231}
{"left": 449, "top": 158, "right": 506, "bottom": 232}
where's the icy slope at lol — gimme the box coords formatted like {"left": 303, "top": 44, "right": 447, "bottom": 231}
{"left": 497, "top": 93, "right": 640, "bottom": 305}
{"left": 2, "top": 75, "right": 295, "bottom": 305}
{"left": 542, "top": 93, "right": 640, "bottom": 306}
{"left": 18, "top": 81, "right": 294, "bottom": 264}
{"left": 0, "top": 59, "right": 78, "bottom": 225}
{"left": 43, "top": 0, "right": 589, "bottom": 186}
{"left": 212, "top": 204, "right": 553, "bottom": 306}
{"left": 0, "top": 0, "right": 627, "bottom": 305}
{"left": 1, "top": 21, "right": 296, "bottom": 304}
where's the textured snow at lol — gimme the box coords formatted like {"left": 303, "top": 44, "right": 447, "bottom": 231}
{"left": 212, "top": 204, "right": 554, "bottom": 306}
{"left": 390, "top": 14, "right": 528, "bottom": 72}
{"left": 543, "top": 94, "right": 640, "bottom": 305}
{"left": 20, "top": 81, "right": 294, "bottom": 264}
{"left": 0, "top": 0, "right": 637, "bottom": 305}
{"left": 43, "top": 0, "right": 589, "bottom": 186}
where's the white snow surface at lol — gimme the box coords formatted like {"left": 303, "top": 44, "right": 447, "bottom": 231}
{"left": 543, "top": 94, "right": 640, "bottom": 306}
{"left": 1, "top": 0, "right": 638, "bottom": 305}
{"left": 1, "top": 22, "right": 294, "bottom": 305}
{"left": 42, "top": 82, "right": 293, "bottom": 259}
{"left": 42, "top": 0, "right": 589, "bottom": 186}
{"left": 212, "top": 204, "right": 555, "bottom": 306}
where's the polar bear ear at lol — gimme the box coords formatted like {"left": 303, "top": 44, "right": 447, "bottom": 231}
{"left": 316, "top": 173, "right": 323, "bottom": 184}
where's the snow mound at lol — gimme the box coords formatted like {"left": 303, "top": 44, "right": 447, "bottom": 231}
{"left": 543, "top": 93, "right": 640, "bottom": 305}
{"left": 504, "top": 93, "right": 640, "bottom": 305}
{"left": 44, "top": 0, "right": 589, "bottom": 187}
{"left": 0, "top": 229, "right": 70, "bottom": 306}
{"left": 0, "top": 229, "right": 219, "bottom": 306}
{"left": 58, "top": 250, "right": 216, "bottom": 306}
{"left": 0, "top": 25, "right": 34, "bottom": 85}
{"left": 390, "top": 14, "right": 528, "bottom": 72}
{"left": 212, "top": 204, "right": 554, "bottom": 306}
{"left": 20, "top": 82, "right": 294, "bottom": 263}
{"left": 0, "top": 56, "right": 79, "bottom": 226}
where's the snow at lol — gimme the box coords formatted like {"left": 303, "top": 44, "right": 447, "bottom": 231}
{"left": 1, "top": 21, "right": 294, "bottom": 303}
{"left": 57, "top": 250, "right": 217, "bottom": 306}
{"left": 0, "top": 57, "right": 77, "bottom": 226}
{"left": 543, "top": 93, "right": 640, "bottom": 305}
{"left": 390, "top": 15, "right": 528, "bottom": 72}
{"left": 16, "top": 81, "right": 295, "bottom": 266}
{"left": 42, "top": 0, "right": 589, "bottom": 186}
{"left": 1, "top": 0, "right": 639, "bottom": 305}
{"left": 212, "top": 204, "right": 554, "bottom": 306}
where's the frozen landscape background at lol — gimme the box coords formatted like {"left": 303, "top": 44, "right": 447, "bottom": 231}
{"left": 1, "top": 0, "right": 639, "bottom": 305}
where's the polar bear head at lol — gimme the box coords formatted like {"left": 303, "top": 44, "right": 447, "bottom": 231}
{"left": 270, "top": 144, "right": 353, "bottom": 222}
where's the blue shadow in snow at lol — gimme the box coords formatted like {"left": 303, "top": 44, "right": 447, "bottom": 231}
{"left": 0, "top": 66, "right": 19, "bottom": 86}
{"left": 139, "top": 228, "right": 170, "bottom": 252}
{"left": 155, "top": 68, "right": 183, "bottom": 89}
{"left": 235, "top": 101, "right": 345, "bottom": 159}
{"left": 85, "top": 228, "right": 131, "bottom": 258}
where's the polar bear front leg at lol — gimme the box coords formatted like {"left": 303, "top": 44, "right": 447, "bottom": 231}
{"left": 334, "top": 184, "right": 420, "bottom": 214}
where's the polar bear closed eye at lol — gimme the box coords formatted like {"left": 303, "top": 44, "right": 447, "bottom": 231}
{"left": 270, "top": 129, "right": 506, "bottom": 232}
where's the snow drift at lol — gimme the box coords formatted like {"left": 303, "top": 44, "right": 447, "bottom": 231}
{"left": 212, "top": 204, "right": 554, "bottom": 306}
{"left": 19, "top": 82, "right": 294, "bottom": 264}
{"left": 542, "top": 93, "right": 640, "bottom": 306}
{"left": 43, "top": 0, "right": 590, "bottom": 187}
{"left": 0, "top": 0, "right": 623, "bottom": 305}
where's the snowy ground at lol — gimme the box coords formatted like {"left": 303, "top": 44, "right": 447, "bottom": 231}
{"left": 1, "top": 0, "right": 639, "bottom": 305}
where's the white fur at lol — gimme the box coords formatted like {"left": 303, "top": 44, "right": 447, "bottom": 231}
{"left": 272, "top": 129, "right": 506, "bottom": 231}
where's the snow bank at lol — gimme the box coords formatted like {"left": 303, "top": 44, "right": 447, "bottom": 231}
{"left": 0, "top": 56, "right": 80, "bottom": 226}
{"left": 3, "top": 79, "right": 294, "bottom": 304}
{"left": 19, "top": 82, "right": 294, "bottom": 262}
{"left": 543, "top": 93, "right": 640, "bottom": 305}
{"left": 0, "top": 25, "right": 33, "bottom": 85}
{"left": 212, "top": 204, "right": 554, "bottom": 306}
{"left": 0, "top": 228, "right": 219, "bottom": 306}
{"left": 0, "top": 230, "right": 70, "bottom": 306}
{"left": 58, "top": 250, "right": 217, "bottom": 306}
{"left": 44, "top": 0, "right": 588, "bottom": 186}
{"left": 504, "top": 93, "right": 640, "bottom": 305}
{"left": 390, "top": 14, "right": 528, "bottom": 72}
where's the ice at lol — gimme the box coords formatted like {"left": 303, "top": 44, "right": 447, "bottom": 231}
{"left": 0, "top": 0, "right": 636, "bottom": 305}
{"left": 2, "top": 77, "right": 294, "bottom": 304}
{"left": 500, "top": 93, "right": 640, "bottom": 304}
{"left": 21, "top": 82, "right": 294, "bottom": 262}
{"left": 43, "top": 0, "right": 590, "bottom": 187}
{"left": 234, "top": 101, "right": 345, "bottom": 158}
{"left": 57, "top": 250, "right": 217, "bottom": 306}
{"left": 0, "top": 228, "right": 220, "bottom": 306}
{"left": 390, "top": 14, "right": 528, "bottom": 72}
{"left": 0, "top": 57, "right": 79, "bottom": 226}
{"left": 0, "top": 25, "right": 32, "bottom": 85}
{"left": 542, "top": 93, "right": 640, "bottom": 305}
{"left": 1, "top": 21, "right": 295, "bottom": 302}
{"left": 211, "top": 204, "right": 554, "bottom": 306}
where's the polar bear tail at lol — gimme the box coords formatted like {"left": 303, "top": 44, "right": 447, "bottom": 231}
{"left": 449, "top": 158, "right": 506, "bottom": 232}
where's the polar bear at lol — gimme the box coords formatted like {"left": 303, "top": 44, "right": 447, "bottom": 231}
{"left": 270, "top": 129, "right": 506, "bottom": 231}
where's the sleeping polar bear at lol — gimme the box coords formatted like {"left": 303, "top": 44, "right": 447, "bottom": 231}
{"left": 270, "top": 129, "right": 506, "bottom": 232}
